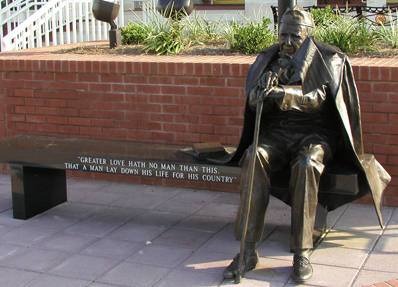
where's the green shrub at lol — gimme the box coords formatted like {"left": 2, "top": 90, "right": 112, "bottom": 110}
{"left": 313, "top": 13, "right": 376, "bottom": 54}
{"left": 120, "top": 22, "right": 149, "bottom": 45}
{"left": 310, "top": 5, "right": 340, "bottom": 26}
{"left": 142, "top": 20, "right": 187, "bottom": 55}
{"left": 183, "top": 12, "right": 222, "bottom": 44}
{"left": 119, "top": 5, "right": 390, "bottom": 56}
{"left": 374, "top": 13, "right": 398, "bottom": 48}
{"left": 229, "top": 18, "right": 277, "bottom": 54}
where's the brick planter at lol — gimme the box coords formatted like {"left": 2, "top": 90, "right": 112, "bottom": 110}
{"left": 0, "top": 42, "right": 397, "bottom": 206}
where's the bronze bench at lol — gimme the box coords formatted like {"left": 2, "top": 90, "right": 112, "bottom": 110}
{"left": 0, "top": 134, "right": 360, "bottom": 250}
{"left": 0, "top": 134, "right": 241, "bottom": 220}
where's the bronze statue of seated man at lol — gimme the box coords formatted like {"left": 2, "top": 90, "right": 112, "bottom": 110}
{"left": 221, "top": 6, "right": 390, "bottom": 283}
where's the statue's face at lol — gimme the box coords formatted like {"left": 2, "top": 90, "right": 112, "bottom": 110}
{"left": 278, "top": 24, "right": 306, "bottom": 59}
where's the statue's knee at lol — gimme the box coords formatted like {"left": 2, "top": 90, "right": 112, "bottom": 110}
{"left": 292, "top": 155, "right": 311, "bottom": 169}
{"left": 292, "top": 154, "right": 324, "bottom": 175}
{"left": 241, "top": 146, "right": 270, "bottom": 172}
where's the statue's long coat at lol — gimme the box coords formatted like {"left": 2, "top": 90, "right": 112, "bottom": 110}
{"left": 224, "top": 38, "right": 390, "bottom": 226}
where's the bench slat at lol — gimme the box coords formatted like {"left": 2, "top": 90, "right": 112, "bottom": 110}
{"left": 0, "top": 135, "right": 360, "bottom": 195}
{"left": 0, "top": 135, "right": 360, "bottom": 194}
{"left": 0, "top": 135, "right": 241, "bottom": 185}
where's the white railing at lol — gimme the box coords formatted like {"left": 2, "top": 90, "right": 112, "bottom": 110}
{"left": 0, "top": 0, "right": 50, "bottom": 43}
{"left": 1, "top": 0, "right": 124, "bottom": 51}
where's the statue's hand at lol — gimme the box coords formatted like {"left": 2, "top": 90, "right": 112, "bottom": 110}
{"left": 267, "top": 86, "right": 285, "bottom": 99}
{"left": 258, "top": 71, "right": 278, "bottom": 90}
{"left": 249, "top": 71, "right": 283, "bottom": 108}
{"left": 249, "top": 71, "right": 279, "bottom": 104}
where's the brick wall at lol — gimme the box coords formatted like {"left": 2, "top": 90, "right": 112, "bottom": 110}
{"left": 0, "top": 44, "right": 397, "bottom": 206}
{"left": 351, "top": 58, "right": 398, "bottom": 206}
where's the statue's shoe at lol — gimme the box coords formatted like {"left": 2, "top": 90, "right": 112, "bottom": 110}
{"left": 223, "top": 251, "right": 259, "bottom": 279}
{"left": 292, "top": 255, "right": 313, "bottom": 283}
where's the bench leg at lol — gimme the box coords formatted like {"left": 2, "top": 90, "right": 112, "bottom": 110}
{"left": 290, "top": 204, "right": 328, "bottom": 253}
{"left": 11, "top": 165, "right": 67, "bottom": 220}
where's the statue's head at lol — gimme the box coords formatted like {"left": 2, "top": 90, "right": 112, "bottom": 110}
{"left": 279, "top": 6, "right": 314, "bottom": 59}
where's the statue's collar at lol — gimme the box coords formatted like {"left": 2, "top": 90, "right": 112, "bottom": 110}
{"left": 287, "top": 37, "right": 333, "bottom": 88}
{"left": 252, "top": 39, "right": 334, "bottom": 95}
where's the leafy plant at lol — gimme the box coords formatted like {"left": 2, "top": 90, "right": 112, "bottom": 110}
{"left": 229, "top": 17, "right": 277, "bottom": 54}
{"left": 183, "top": 12, "right": 222, "bottom": 44}
{"left": 142, "top": 19, "right": 188, "bottom": 55}
{"left": 120, "top": 22, "right": 149, "bottom": 45}
{"left": 313, "top": 13, "right": 377, "bottom": 54}
{"left": 119, "top": 4, "right": 393, "bottom": 56}
{"left": 310, "top": 5, "right": 340, "bottom": 26}
{"left": 374, "top": 12, "right": 398, "bottom": 48}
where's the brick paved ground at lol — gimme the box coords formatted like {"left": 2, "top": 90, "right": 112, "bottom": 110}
{"left": 0, "top": 174, "right": 396, "bottom": 286}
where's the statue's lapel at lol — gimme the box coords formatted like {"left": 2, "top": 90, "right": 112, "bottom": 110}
{"left": 289, "top": 37, "right": 333, "bottom": 94}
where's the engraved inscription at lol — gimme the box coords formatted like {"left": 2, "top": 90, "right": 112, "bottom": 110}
{"left": 64, "top": 156, "right": 239, "bottom": 184}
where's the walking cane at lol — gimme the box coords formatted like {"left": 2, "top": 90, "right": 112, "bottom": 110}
{"left": 234, "top": 90, "right": 266, "bottom": 284}
{"left": 234, "top": 60, "right": 289, "bottom": 284}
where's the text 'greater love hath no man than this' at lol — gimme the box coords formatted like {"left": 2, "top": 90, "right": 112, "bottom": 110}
{"left": 64, "top": 156, "right": 239, "bottom": 184}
